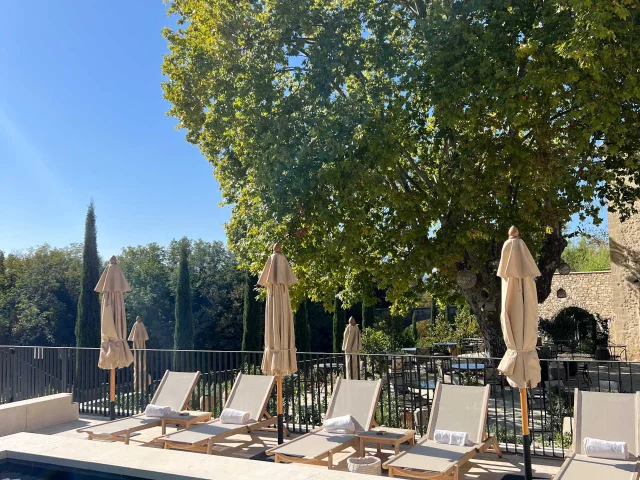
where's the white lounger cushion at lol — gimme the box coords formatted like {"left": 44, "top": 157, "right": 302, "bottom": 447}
{"left": 435, "top": 429, "right": 473, "bottom": 446}
{"left": 144, "top": 404, "right": 172, "bottom": 418}
{"left": 220, "top": 408, "right": 250, "bottom": 425}
{"left": 584, "top": 437, "right": 628, "bottom": 460}
{"left": 323, "top": 415, "right": 355, "bottom": 434}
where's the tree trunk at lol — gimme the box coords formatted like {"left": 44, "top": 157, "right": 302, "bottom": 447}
{"left": 459, "top": 276, "right": 505, "bottom": 358}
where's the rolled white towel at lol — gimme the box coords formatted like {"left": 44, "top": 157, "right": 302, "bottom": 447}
{"left": 434, "top": 429, "right": 473, "bottom": 446}
{"left": 220, "top": 408, "right": 251, "bottom": 425}
{"left": 323, "top": 414, "right": 356, "bottom": 434}
{"left": 583, "top": 437, "right": 628, "bottom": 460}
{"left": 144, "top": 404, "right": 172, "bottom": 418}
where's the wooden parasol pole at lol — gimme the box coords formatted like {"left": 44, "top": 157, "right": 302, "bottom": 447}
{"left": 277, "top": 374, "right": 284, "bottom": 444}
{"left": 520, "top": 387, "right": 533, "bottom": 479}
{"left": 110, "top": 368, "right": 116, "bottom": 420}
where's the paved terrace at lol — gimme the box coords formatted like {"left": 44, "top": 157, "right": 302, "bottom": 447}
{"left": 5, "top": 414, "right": 563, "bottom": 479}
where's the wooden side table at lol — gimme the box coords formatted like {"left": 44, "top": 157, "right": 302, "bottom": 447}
{"left": 161, "top": 411, "right": 212, "bottom": 434}
{"left": 358, "top": 427, "right": 415, "bottom": 457}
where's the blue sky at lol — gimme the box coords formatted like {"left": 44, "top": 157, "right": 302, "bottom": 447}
{"left": 0, "top": 1, "right": 230, "bottom": 257}
{"left": 0, "top": 2, "right": 607, "bottom": 258}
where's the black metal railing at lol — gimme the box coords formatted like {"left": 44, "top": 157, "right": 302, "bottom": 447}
{"left": 1, "top": 345, "right": 638, "bottom": 459}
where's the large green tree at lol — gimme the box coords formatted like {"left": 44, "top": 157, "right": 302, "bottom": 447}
{"left": 163, "top": 0, "right": 640, "bottom": 355}
{"left": 118, "top": 243, "right": 174, "bottom": 348}
{"left": 173, "top": 239, "right": 194, "bottom": 351}
{"left": 332, "top": 297, "right": 345, "bottom": 353}
{"left": 242, "top": 270, "right": 262, "bottom": 352}
{"left": 76, "top": 202, "right": 101, "bottom": 348}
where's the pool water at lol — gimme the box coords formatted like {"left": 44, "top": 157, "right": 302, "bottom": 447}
{"left": 0, "top": 460, "right": 145, "bottom": 480}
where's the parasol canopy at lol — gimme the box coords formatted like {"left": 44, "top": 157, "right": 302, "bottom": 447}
{"left": 497, "top": 226, "right": 542, "bottom": 388}
{"left": 259, "top": 245, "right": 297, "bottom": 376}
{"left": 96, "top": 256, "right": 134, "bottom": 370}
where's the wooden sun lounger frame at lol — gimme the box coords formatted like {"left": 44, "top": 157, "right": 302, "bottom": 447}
{"left": 268, "top": 378, "right": 382, "bottom": 470}
{"left": 158, "top": 374, "right": 278, "bottom": 454}
{"left": 78, "top": 370, "right": 201, "bottom": 445}
{"left": 385, "top": 383, "right": 502, "bottom": 480}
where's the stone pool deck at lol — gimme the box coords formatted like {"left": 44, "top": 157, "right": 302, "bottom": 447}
{"left": 0, "top": 414, "right": 564, "bottom": 479}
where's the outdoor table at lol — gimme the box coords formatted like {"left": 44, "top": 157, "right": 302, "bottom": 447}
{"left": 451, "top": 362, "right": 485, "bottom": 371}
{"left": 161, "top": 411, "right": 212, "bottom": 434}
{"left": 358, "top": 426, "right": 415, "bottom": 456}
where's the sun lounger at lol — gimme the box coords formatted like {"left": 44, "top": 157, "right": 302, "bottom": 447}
{"left": 78, "top": 370, "right": 203, "bottom": 444}
{"left": 383, "top": 383, "right": 501, "bottom": 479}
{"left": 554, "top": 390, "right": 640, "bottom": 480}
{"left": 155, "top": 373, "right": 276, "bottom": 454}
{"left": 266, "top": 378, "right": 382, "bottom": 469}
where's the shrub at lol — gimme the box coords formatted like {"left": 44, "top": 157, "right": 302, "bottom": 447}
{"left": 416, "top": 306, "right": 481, "bottom": 347}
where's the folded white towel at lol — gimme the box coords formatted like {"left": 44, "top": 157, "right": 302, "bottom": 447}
{"left": 144, "top": 404, "right": 173, "bottom": 418}
{"left": 220, "top": 408, "right": 251, "bottom": 425}
{"left": 434, "top": 429, "right": 474, "bottom": 446}
{"left": 323, "top": 414, "right": 356, "bottom": 434}
{"left": 583, "top": 437, "right": 628, "bottom": 460}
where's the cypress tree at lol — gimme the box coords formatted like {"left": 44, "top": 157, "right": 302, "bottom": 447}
{"left": 174, "top": 240, "right": 194, "bottom": 356}
{"left": 242, "top": 270, "right": 262, "bottom": 352}
{"left": 294, "top": 299, "right": 311, "bottom": 352}
{"left": 411, "top": 309, "right": 418, "bottom": 340}
{"left": 362, "top": 303, "right": 375, "bottom": 329}
{"left": 332, "top": 297, "right": 345, "bottom": 353}
{"left": 76, "top": 202, "right": 101, "bottom": 348}
{"left": 431, "top": 296, "right": 439, "bottom": 325}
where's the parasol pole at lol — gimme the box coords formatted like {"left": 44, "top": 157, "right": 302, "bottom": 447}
{"left": 520, "top": 386, "right": 533, "bottom": 480}
{"left": 110, "top": 368, "right": 116, "bottom": 420}
{"left": 277, "top": 375, "right": 284, "bottom": 444}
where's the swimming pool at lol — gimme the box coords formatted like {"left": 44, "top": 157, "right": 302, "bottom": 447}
{"left": 0, "top": 459, "right": 147, "bottom": 479}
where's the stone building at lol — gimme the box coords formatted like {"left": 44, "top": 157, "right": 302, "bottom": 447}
{"left": 608, "top": 202, "right": 640, "bottom": 360}
{"left": 538, "top": 271, "right": 613, "bottom": 321}
{"left": 538, "top": 202, "right": 640, "bottom": 359}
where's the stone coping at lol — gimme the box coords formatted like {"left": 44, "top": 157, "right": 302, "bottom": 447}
{"left": 0, "top": 393, "right": 73, "bottom": 409}
{"left": 0, "top": 432, "right": 369, "bottom": 480}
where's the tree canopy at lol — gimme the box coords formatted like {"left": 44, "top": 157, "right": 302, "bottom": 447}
{"left": 163, "top": 0, "right": 640, "bottom": 354}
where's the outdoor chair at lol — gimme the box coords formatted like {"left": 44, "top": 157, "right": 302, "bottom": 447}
{"left": 155, "top": 373, "right": 276, "bottom": 454}
{"left": 78, "top": 370, "right": 204, "bottom": 444}
{"left": 266, "top": 378, "right": 382, "bottom": 469}
{"left": 555, "top": 390, "right": 640, "bottom": 480}
{"left": 383, "top": 383, "right": 501, "bottom": 479}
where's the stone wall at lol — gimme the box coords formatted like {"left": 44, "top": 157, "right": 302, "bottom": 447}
{"left": 539, "top": 271, "right": 613, "bottom": 320}
{"left": 609, "top": 202, "right": 640, "bottom": 360}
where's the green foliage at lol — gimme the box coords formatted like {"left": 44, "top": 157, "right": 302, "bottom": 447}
{"left": 362, "top": 303, "right": 375, "bottom": 330}
{"left": 294, "top": 299, "right": 311, "bottom": 352}
{"left": 332, "top": 297, "right": 345, "bottom": 353}
{"left": 242, "top": 271, "right": 262, "bottom": 352}
{"left": 308, "top": 301, "right": 332, "bottom": 352}
{"left": 562, "top": 233, "right": 611, "bottom": 272}
{"left": 416, "top": 306, "right": 482, "bottom": 348}
{"left": 361, "top": 328, "right": 392, "bottom": 355}
{"left": 173, "top": 238, "right": 194, "bottom": 351}
{"left": 0, "top": 245, "right": 81, "bottom": 346}
{"left": 75, "top": 202, "right": 101, "bottom": 348}
{"left": 118, "top": 243, "right": 174, "bottom": 349}
{"left": 411, "top": 310, "right": 418, "bottom": 341}
{"left": 163, "top": 0, "right": 640, "bottom": 355}
{"left": 360, "top": 312, "right": 415, "bottom": 354}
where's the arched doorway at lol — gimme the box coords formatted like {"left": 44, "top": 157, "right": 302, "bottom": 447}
{"left": 540, "top": 306, "right": 608, "bottom": 355}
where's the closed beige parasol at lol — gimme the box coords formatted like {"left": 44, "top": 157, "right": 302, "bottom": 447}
{"left": 259, "top": 243, "right": 297, "bottom": 444}
{"left": 497, "top": 226, "right": 541, "bottom": 480}
{"left": 95, "top": 255, "right": 134, "bottom": 419}
{"left": 128, "top": 316, "right": 150, "bottom": 393}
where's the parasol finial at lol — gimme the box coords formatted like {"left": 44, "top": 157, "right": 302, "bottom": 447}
{"left": 136, "top": 316, "right": 142, "bottom": 322}
{"left": 508, "top": 226, "right": 519, "bottom": 238}
{"left": 109, "top": 255, "right": 118, "bottom": 264}
{"left": 272, "top": 243, "right": 282, "bottom": 254}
